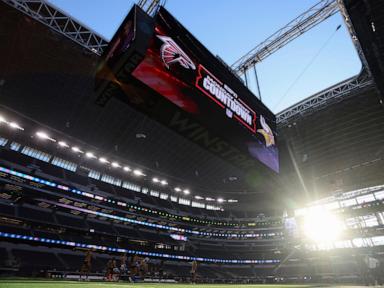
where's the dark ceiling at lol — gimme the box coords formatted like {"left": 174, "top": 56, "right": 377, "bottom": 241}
{"left": 343, "top": 0, "right": 384, "bottom": 100}
{"left": 278, "top": 87, "right": 384, "bottom": 206}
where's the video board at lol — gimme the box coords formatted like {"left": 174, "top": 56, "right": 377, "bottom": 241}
{"left": 96, "top": 6, "right": 279, "bottom": 173}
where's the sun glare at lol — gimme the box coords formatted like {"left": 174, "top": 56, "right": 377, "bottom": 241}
{"left": 302, "top": 208, "right": 344, "bottom": 243}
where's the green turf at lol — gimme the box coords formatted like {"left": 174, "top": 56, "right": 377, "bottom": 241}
{"left": 0, "top": 281, "right": 365, "bottom": 288}
{"left": 0, "top": 282, "right": 310, "bottom": 288}
{"left": 0, "top": 280, "right": 319, "bottom": 288}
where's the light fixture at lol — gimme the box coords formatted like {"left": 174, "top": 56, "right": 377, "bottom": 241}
{"left": 0, "top": 115, "right": 6, "bottom": 123}
{"left": 228, "top": 199, "right": 238, "bottom": 203}
{"left": 111, "top": 162, "right": 120, "bottom": 168}
{"left": 36, "top": 131, "right": 56, "bottom": 142}
{"left": 58, "top": 141, "right": 69, "bottom": 148}
{"left": 36, "top": 131, "right": 49, "bottom": 139}
{"left": 174, "top": 187, "right": 181, "bottom": 192}
{"left": 183, "top": 189, "right": 190, "bottom": 195}
{"left": 85, "top": 152, "right": 96, "bottom": 159}
{"left": 160, "top": 180, "right": 168, "bottom": 185}
{"left": 152, "top": 177, "right": 159, "bottom": 183}
{"left": 8, "top": 122, "right": 24, "bottom": 130}
{"left": 217, "top": 198, "right": 224, "bottom": 203}
{"left": 71, "top": 146, "right": 83, "bottom": 153}
{"left": 123, "top": 166, "right": 131, "bottom": 172}
{"left": 99, "top": 157, "right": 109, "bottom": 163}
{"left": 195, "top": 196, "right": 204, "bottom": 200}
{"left": 206, "top": 197, "right": 215, "bottom": 201}
{"left": 133, "top": 169, "right": 144, "bottom": 176}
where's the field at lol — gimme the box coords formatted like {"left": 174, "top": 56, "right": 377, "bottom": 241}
{"left": 0, "top": 281, "right": 364, "bottom": 288}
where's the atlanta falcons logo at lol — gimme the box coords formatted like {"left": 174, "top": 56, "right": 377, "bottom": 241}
{"left": 157, "top": 35, "right": 196, "bottom": 70}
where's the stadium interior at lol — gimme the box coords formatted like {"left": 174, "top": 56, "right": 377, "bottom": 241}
{"left": 0, "top": 0, "right": 384, "bottom": 286}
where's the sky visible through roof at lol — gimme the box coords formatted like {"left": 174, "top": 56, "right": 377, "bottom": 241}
{"left": 48, "top": 0, "right": 362, "bottom": 114}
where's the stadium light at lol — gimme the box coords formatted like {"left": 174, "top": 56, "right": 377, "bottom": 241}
{"left": 183, "top": 189, "right": 190, "bottom": 195}
{"left": 0, "top": 115, "right": 7, "bottom": 123}
{"left": 195, "top": 196, "right": 204, "bottom": 200}
{"left": 302, "top": 207, "right": 344, "bottom": 243}
{"left": 123, "top": 166, "right": 131, "bottom": 172}
{"left": 71, "top": 146, "right": 83, "bottom": 153}
{"left": 152, "top": 177, "right": 159, "bottom": 183}
{"left": 133, "top": 169, "right": 144, "bottom": 176}
{"left": 36, "top": 131, "right": 56, "bottom": 142}
{"left": 160, "top": 180, "right": 168, "bottom": 185}
{"left": 111, "top": 162, "right": 121, "bottom": 168}
{"left": 228, "top": 199, "right": 238, "bottom": 203}
{"left": 99, "top": 157, "right": 109, "bottom": 163}
{"left": 58, "top": 141, "right": 69, "bottom": 148}
{"left": 217, "top": 198, "right": 224, "bottom": 203}
{"left": 8, "top": 122, "right": 24, "bottom": 130}
{"left": 85, "top": 152, "right": 96, "bottom": 159}
{"left": 174, "top": 187, "right": 181, "bottom": 192}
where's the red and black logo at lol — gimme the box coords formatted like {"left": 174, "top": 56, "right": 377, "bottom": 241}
{"left": 157, "top": 35, "right": 196, "bottom": 70}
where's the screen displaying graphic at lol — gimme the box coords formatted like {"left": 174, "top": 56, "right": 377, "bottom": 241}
{"left": 96, "top": 6, "right": 279, "bottom": 172}
{"left": 131, "top": 7, "right": 278, "bottom": 172}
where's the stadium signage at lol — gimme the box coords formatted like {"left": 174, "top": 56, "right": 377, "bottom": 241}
{"left": 195, "top": 65, "right": 257, "bottom": 134}
{"left": 157, "top": 35, "right": 196, "bottom": 70}
{"left": 168, "top": 111, "right": 256, "bottom": 169}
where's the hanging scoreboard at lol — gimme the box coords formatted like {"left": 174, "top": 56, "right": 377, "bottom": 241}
{"left": 96, "top": 5, "right": 279, "bottom": 173}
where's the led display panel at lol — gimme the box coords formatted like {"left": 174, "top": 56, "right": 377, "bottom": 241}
{"left": 96, "top": 6, "right": 278, "bottom": 172}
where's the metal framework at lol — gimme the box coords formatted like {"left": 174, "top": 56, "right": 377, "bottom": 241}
{"left": 2, "top": 0, "right": 376, "bottom": 126}
{"left": 137, "top": 0, "right": 162, "bottom": 16}
{"left": 2, "top": 0, "right": 162, "bottom": 56}
{"left": 2, "top": 0, "right": 109, "bottom": 55}
{"left": 232, "top": 0, "right": 339, "bottom": 75}
{"left": 276, "top": 69, "right": 374, "bottom": 126}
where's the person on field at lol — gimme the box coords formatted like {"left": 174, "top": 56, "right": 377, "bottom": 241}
{"left": 191, "top": 260, "right": 198, "bottom": 284}
{"left": 79, "top": 250, "right": 92, "bottom": 281}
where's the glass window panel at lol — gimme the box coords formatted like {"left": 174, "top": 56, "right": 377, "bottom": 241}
{"left": 363, "top": 215, "right": 379, "bottom": 227}
{"left": 88, "top": 169, "right": 101, "bottom": 180}
{"left": 122, "top": 181, "right": 140, "bottom": 192}
{"left": 150, "top": 190, "right": 160, "bottom": 197}
{"left": 340, "top": 198, "right": 357, "bottom": 207}
{"left": 356, "top": 194, "right": 375, "bottom": 204}
{"left": 0, "top": 137, "right": 8, "bottom": 146}
{"left": 372, "top": 236, "right": 384, "bottom": 246}
{"left": 374, "top": 190, "right": 384, "bottom": 200}
{"left": 51, "top": 157, "right": 77, "bottom": 172}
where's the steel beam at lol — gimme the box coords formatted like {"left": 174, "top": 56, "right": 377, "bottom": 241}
{"left": 2, "top": 0, "right": 162, "bottom": 55}
{"left": 276, "top": 70, "right": 374, "bottom": 126}
{"left": 2, "top": 0, "right": 109, "bottom": 55}
{"left": 232, "top": 0, "right": 339, "bottom": 75}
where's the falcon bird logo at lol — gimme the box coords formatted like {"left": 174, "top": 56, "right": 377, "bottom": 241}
{"left": 257, "top": 115, "right": 275, "bottom": 147}
{"left": 157, "top": 35, "right": 196, "bottom": 70}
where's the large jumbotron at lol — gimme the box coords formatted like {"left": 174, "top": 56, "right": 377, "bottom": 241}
{"left": 0, "top": 0, "right": 384, "bottom": 287}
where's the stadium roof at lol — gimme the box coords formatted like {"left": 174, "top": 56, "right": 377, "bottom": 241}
{"left": 1, "top": 0, "right": 383, "bottom": 212}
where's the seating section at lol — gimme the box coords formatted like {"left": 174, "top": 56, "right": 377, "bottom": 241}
{"left": 0, "top": 145, "right": 285, "bottom": 282}
{"left": 18, "top": 206, "right": 54, "bottom": 224}
{"left": 12, "top": 249, "right": 65, "bottom": 271}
